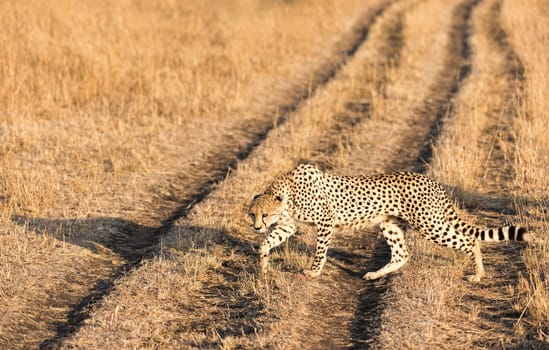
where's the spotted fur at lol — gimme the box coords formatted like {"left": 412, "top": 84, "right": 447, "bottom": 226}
{"left": 249, "top": 164, "right": 529, "bottom": 282}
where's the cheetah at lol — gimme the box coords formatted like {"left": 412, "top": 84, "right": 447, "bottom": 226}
{"left": 248, "top": 164, "right": 529, "bottom": 282}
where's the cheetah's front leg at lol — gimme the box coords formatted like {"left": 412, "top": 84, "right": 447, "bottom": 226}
{"left": 259, "top": 222, "right": 296, "bottom": 273}
{"left": 303, "top": 222, "right": 334, "bottom": 277}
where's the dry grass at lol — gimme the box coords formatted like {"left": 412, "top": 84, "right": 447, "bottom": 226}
{"left": 1, "top": 0, "right": 548, "bottom": 348}
{"left": 63, "top": 0, "right": 394, "bottom": 346}
{"left": 0, "top": 0, "right": 371, "bottom": 347}
{"left": 0, "top": 0, "right": 367, "bottom": 216}
{"left": 501, "top": 0, "right": 549, "bottom": 341}
{"left": 63, "top": 0, "right": 501, "bottom": 347}
{"left": 388, "top": 0, "right": 549, "bottom": 347}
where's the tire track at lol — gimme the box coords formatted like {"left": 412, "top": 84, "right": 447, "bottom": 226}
{"left": 406, "top": 0, "right": 479, "bottom": 174}
{"left": 476, "top": 0, "right": 524, "bottom": 201}
{"left": 253, "top": 0, "right": 481, "bottom": 347}
{"left": 166, "top": 4, "right": 404, "bottom": 348}
{"left": 348, "top": 0, "right": 479, "bottom": 347}
{"left": 292, "top": 8, "right": 406, "bottom": 349}
{"left": 38, "top": 2, "right": 393, "bottom": 348}
{"left": 312, "top": 10, "right": 404, "bottom": 170}
{"left": 149, "top": 4, "right": 407, "bottom": 348}
{"left": 462, "top": 0, "right": 530, "bottom": 347}
{"left": 372, "top": 0, "right": 531, "bottom": 347}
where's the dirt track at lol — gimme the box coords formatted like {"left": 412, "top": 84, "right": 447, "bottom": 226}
{"left": 5, "top": 0, "right": 544, "bottom": 348}
{"left": 253, "top": 0, "right": 480, "bottom": 347}
{"left": 35, "top": 1, "right": 393, "bottom": 348}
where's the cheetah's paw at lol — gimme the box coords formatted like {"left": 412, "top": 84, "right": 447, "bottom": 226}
{"left": 362, "top": 271, "right": 381, "bottom": 280}
{"left": 465, "top": 274, "right": 482, "bottom": 283}
{"left": 302, "top": 269, "right": 321, "bottom": 278}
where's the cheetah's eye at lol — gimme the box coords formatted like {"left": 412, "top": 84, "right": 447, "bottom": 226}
{"left": 249, "top": 213, "right": 255, "bottom": 219}
{"left": 262, "top": 213, "right": 268, "bottom": 219}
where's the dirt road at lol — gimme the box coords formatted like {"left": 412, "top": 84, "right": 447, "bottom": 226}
{"left": 35, "top": 1, "right": 395, "bottom": 348}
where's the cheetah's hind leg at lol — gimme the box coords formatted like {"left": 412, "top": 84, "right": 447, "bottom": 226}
{"left": 363, "top": 217, "right": 410, "bottom": 280}
{"left": 465, "top": 239, "right": 485, "bottom": 283}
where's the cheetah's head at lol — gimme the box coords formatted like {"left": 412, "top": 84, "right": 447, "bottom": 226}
{"left": 248, "top": 193, "right": 285, "bottom": 233}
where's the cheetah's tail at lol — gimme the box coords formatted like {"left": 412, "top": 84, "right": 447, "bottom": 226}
{"left": 474, "top": 226, "right": 529, "bottom": 242}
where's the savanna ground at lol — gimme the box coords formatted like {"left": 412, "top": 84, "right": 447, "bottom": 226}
{"left": 0, "top": 0, "right": 548, "bottom": 349}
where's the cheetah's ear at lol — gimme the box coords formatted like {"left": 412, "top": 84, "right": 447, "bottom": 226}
{"left": 275, "top": 195, "right": 283, "bottom": 202}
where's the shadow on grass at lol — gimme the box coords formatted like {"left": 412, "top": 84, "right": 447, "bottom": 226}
{"left": 333, "top": 185, "right": 543, "bottom": 349}
{"left": 12, "top": 215, "right": 267, "bottom": 349}
{"left": 463, "top": 242, "right": 548, "bottom": 349}
{"left": 344, "top": 237, "right": 393, "bottom": 349}
{"left": 12, "top": 183, "right": 546, "bottom": 349}
{"left": 176, "top": 226, "right": 268, "bottom": 349}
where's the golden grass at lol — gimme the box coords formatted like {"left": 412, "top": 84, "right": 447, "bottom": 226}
{"left": 65, "top": 0, "right": 509, "bottom": 347}
{"left": 1, "top": 0, "right": 548, "bottom": 348}
{"left": 0, "top": 0, "right": 371, "bottom": 347}
{"left": 501, "top": 0, "right": 549, "bottom": 340}
{"left": 403, "top": 0, "right": 549, "bottom": 346}
{"left": 63, "top": 0, "right": 395, "bottom": 345}
{"left": 0, "top": 0, "right": 366, "bottom": 215}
